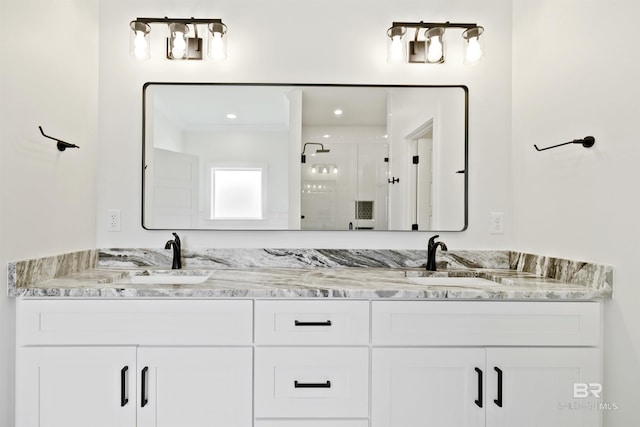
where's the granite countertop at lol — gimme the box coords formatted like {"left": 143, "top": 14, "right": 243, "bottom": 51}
{"left": 7, "top": 248, "right": 613, "bottom": 300}
{"left": 9, "top": 265, "right": 612, "bottom": 300}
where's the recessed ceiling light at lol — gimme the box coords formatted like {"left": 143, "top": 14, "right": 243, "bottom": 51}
{"left": 226, "top": 113, "right": 237, "bottom": 119}
{"left": 322, "top": 134, "right": 331, "bottom": 139}
{"left": 333, "top": 109, "right": 343, "bottom": 116}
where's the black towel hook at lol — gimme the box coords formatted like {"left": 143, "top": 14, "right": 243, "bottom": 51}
{"left": 39, "top": 126, "right": 80, "bottom": 152}
{"left": 534, "top": 136, "right": 595, "bottom": 152}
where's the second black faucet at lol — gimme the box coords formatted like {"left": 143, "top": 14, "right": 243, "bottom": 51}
{"left": 165, "top": 232, "right": 182, "bottom": 269}
{"left": 426, "top": 235, "right": 448, "bottom": 271}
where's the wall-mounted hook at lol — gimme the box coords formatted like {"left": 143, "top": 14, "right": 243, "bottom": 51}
{"left": 39, "top": 126, "right": 80, "bottom": 152}
{"left": 534, "top": 136, "right": 595, "bottom": 152}
{"left": 388, "top": 177, "right": 400, "bottom": 184}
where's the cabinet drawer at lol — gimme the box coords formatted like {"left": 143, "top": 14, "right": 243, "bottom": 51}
{"left": 372, "top": 301, "right": 600, "bottom": 346}
{"left": 255, "top": 347, "right": 369, "bottom": 418}
{"left": 256, "top": 421, "right": 368, "bottom": 427}
{"left": 17, "top": 299, "right": 253, "bottom": 345}
{"left": 255, "top": 300, "right": 369, "bottom": 345}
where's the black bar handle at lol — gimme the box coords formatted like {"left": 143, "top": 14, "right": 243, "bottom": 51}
{"left": 474, "top": 367, "right": 483, "bottom": 408}
{"left": 120, "top": 366, "right": 129, "bottom": 407}
{"left": 294, "top": 380, "right": 331, "bottom": 388}
{"left": 294, "top": 320, "right": 332, "bottom": 327}
{"left": 494, "top": 367, "right": 503, "bottom": 407}
{"left": 141, "top": 367, "right": 149, "bottom": 408}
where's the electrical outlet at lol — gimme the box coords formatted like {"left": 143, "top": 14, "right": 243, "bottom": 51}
{"left": 490, "top": 212, "right": 504, "bottom": 234}
{"left": 108, "top": 209, "right": 121, "bottom": 232}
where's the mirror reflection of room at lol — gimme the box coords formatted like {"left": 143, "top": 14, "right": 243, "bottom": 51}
{"left": 143, "top": 84, "right": 466, "bottom": 231}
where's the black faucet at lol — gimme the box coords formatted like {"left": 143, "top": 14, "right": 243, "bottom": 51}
{"left": 426, "top": 235, "right": 448, "bottom": 271}
{"left": 164, "top": 232, "right": 182, "bottom": 269}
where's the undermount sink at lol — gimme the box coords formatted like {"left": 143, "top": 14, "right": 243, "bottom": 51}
{"left": 119, "top": 274, "right": 211, "bottom": 285}
{"left": 408, "top": 276, "right": 498, "bottom": 287}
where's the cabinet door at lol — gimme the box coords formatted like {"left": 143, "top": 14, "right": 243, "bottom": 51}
{"left": 16, "top": 346, "right": 136, "bottom": 427}
{"left": 137, "top": 347, "right": 252, "bottom": 427}
{"left": 486, "top": 348, "right": 601, "bottom": 427}
{"left": 372, "top": 348, "right": 485, "bottom": 427}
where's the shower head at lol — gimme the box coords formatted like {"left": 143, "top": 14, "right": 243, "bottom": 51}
{"left": 301, "top": 142, "right": 330, "bottom": 163}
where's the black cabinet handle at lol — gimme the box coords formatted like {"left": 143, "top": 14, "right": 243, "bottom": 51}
{"left": 494, "top": 367, "right": 503, "bottom": 407}
{"left": 120, "top": 366, "right": 129, "bottom": 407}
{"left": 474, "top": 367, "right": 483, "bottom": 408}
{"left": 294, "top": 380, "right": 331, "bottom": 388}
{"left": 141, "top": 367, "right": 149, "bottom": 408}
{"left": 294, "top": 320, "right": 332, "bottom": 326}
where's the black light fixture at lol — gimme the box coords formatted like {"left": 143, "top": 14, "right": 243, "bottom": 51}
{"left": 129, "top": 17, "right": 227, "bottom": 61}
{"left": 301, "top": 142, "right": 331, "bottom": 163}
{"left": 387, "top": 21, "right": 484, "bottom": 64}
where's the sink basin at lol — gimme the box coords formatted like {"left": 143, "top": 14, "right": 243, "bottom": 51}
{"left": 408, "top": 277, "right": 497, "bottom": 287}
{"left": 120, "top": 275, "right": 211, "bottom": 285}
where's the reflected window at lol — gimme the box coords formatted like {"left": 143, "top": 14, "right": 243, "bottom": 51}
{"left": 210, "top": 168, "right": 264, "bottom": 219}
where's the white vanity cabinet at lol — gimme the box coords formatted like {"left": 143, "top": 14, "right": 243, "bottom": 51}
{"left": 15, "top": 298, "right": 603, "bottom": 427}
{"left": 15, "top": 299, "right": 253, "bottom": 427}
{"left": 371, "top": 301, "right": 602, "bottom": 427}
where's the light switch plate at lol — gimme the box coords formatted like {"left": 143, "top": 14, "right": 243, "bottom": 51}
{"left": 490, "top": 212, "right": 504, "bottom": 234}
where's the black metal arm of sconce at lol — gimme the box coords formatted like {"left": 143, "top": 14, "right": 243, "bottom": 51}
{"left": 39, "top": 126, "right": 80, "bottom": 152}
{"left": 534, "top": 136, "right": 595, "bottom": 152}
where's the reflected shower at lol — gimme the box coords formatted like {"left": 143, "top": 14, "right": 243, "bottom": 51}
{"left": 301, "top": 142, "right": 331, "bottom": 163}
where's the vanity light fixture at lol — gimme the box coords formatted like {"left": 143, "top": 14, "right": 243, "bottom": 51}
{"left": 310, "top": 164, "right": 338, "bottom": 174}
{"left": 129, "top": 17, "right": 228, "bottom": 61}
{"left": 301, "top": 142, "right": 331, "bottom": 163}
{"left": 387, "top": 21, "right": 484, "bottom": 64}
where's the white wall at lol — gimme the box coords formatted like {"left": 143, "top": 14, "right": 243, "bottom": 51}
{"left": 512, "top": 1, "right": 640, "bottom": 425}
{"left": 96, "top": 0, "right": 513, "bottom": 249}
{"left": 0, "top": 0, "right": 100, "bottom": 424}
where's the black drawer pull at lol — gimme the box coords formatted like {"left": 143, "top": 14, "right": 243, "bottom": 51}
{"left": 294, "top": 320, "right": 332, "bottom": 326}
{"left": 494, "top": 367, "right": 503, "bottom": 407}
{"left": 141, "top": 366, "right": 149, "bottom": 408}
{"left": 474, "top": 367, "right": 483, "bottom": 408}
{"left": 294, "top": 380, "right": 332, "bottom": 388}
{"left": 120, "top": 366, "right": 129, "bottom": 407}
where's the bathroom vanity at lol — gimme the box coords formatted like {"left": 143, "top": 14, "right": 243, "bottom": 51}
{"left": 9, "top": 249, "right": 612, "bottom": 427}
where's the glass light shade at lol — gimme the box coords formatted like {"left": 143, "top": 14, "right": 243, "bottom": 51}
{"left": 168, "top": 22, "right": 189, "bottom": 60}
{"left": 207, "top": 22, "right": 228, "bottom": 60}
{"left": 462, "top": 26, "right": 484, "bottom": 64}
{"left": 425, "top": 27, "right": 445, "bottom": 63}
{"left": 386, "top": 26, "right": 407, "bottom": 63}
{"left": 129, "top": 21, "right": 150, "bottom": 60}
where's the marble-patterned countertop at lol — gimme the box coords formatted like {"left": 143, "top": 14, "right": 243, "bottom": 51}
{"left": 10, "top": 266, "right": 612, "bottom": 300}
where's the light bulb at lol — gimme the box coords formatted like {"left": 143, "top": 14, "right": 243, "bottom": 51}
{"left": 462, "top": 26, "right": 484, "bottom": 65}
{"left": 322, "top": 167, "right": 328, "bottom": 174}
{"left": 172, "top": 32, "right": 187, "bottom": 58}
{"left": 210, "top": 32, "right": 226, "bottom": 60}
{"left": 133, "top": 31, "right": 148, "bottom": 60}
{"left": 388, "top": 36, "right": 404, "bottom": 63}
{"left": 208, "top": 22, "right": 228, "bottom": 60}
{"left": 332, "top": 167, "right": 338, "bottom": 174}
{"left": 386, "top": 26, "right": 406, "bottom": 63}
{"left": 465, "top": 36, "right": 482, "bottom": 63}
{"left": 311, "top": 167, "right": 317, "bottom": 174}
{"left": 427, "top": 36, "right": 443, "bottom": 62}
{"left": 129, "top": 21, "right": 150, "bottom": 60}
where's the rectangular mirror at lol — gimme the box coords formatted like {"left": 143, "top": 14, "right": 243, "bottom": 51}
{"left": 143, "top": 83, "right": 468, "bottom": 231}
